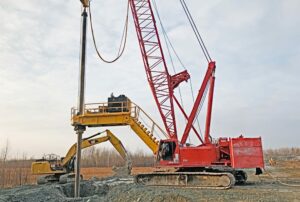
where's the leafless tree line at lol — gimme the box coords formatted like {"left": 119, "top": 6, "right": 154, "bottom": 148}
{"left": 264, "top": 147, "right": 300, "bottom": 160}
{"left": 81, "top": 147, "right": 154, "bottom": 167}
{"left": 0, "top": 140, "right": 34, "bottom": 188}
{"left": 0, "top": 142, "right": 154, "bottom": 188}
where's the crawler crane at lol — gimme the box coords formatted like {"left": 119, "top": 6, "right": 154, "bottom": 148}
{"left": 72, "top": 0, "right": 264, "bottom": 189}
{"left": 128, "top": 0, "right": 264, "bottom": 188}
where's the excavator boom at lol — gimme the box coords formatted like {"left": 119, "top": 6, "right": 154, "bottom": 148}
{"left": 61, "top": 129, "right": 128, "bottom": 166}
{"left": 31, "top": 130, "right": 131, "bottom": 184}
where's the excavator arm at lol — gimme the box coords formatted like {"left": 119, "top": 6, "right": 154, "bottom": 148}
{"left": 61, "top": 130, "right": 128, "bottom": 166}
{"left": 106, "top": 130, "right": 129, "bottom": 160}
{"left": 31, "top": 130, "right": 130, "bottom": 177}
{"left": 61, "top": 134, "right": 109, "bottom": 166}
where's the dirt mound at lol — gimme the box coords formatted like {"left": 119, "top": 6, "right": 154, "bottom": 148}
{"left": 59, "top": 181, "right": 108, "bottom": 198}
{"left": 0, "top": 178, "right": 122, "bottom": 202}
{"left": 112, "top": 160, "right": 132, "bottom": 177}
{"left": 0, "top": 184, "right": 67, "bottom": 202}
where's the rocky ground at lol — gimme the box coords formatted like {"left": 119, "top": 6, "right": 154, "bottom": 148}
{"left": 1, "top": 162, "right": 300, "bottom": 202}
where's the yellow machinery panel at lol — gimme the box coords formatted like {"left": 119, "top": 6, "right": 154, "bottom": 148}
{"left": 71, "top": 99, "right": 167, "bottom": 154}
{"left": 72, "top": 113, "right": 131, "bottom": 127}
{"left": 32, "top": 161, "right": 65, "bottom": 175}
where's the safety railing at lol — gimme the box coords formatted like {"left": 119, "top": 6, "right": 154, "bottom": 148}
{"left": 131, "top": 102, "right": 168, "bottom": 140}
{"left": 71, "top": 100, "right": 132, "bottom": 117}
{"left": 71, "top": 100, "right": 168, "bottom": 140}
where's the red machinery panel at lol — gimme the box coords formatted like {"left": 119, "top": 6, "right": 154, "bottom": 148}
{"left": 179, "top": 145, "right": 219, "bottom": 167}
{"left": 229, "top": 137, "right": 264, "bottom": 169}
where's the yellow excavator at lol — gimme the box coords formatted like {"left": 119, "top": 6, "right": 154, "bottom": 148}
{"left": 31, "top": 130, "right": 131, "bottom": 184}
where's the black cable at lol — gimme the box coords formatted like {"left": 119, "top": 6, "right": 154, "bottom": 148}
{"left": 152, "top": 0, "right": 203, "bottom": 138}
{"left": 179, "top": 0, "right": 212, "bottom": 62}
{"left": 193, "top": 82, "right": 210, "bottom": 128}
{"left": 180, "top": 0, "right": 210, "bottom": 61}
{"left": 152, "top": 0, "right": 185, "bottom": 113}
{"left": 181, "top": 0, "right": 211, "bottom": 61}
{"left": 88, "top": 0, "right": 129, "bottom": 63}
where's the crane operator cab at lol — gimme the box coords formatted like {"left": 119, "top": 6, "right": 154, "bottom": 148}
{"left": 157, "top": 140, "right": 177, "bottom": 161}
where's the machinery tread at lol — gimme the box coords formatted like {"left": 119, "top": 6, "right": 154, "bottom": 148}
{"left": 135, "top": 172, "right": 235, "bottom": 189}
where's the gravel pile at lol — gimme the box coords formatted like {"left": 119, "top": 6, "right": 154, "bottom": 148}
{"left": 0, "top": 172, "right": 299, "bottom": 202}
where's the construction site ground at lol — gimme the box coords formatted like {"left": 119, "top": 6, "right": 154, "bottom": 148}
{"left": 0, "top": 161, "right": 299, "bottom": 202}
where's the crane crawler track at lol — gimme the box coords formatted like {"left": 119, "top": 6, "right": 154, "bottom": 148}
{"left": 135, "top": 172, "right": 236, "bottom": 189}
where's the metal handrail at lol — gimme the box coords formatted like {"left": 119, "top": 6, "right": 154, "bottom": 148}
{"left": 71, "top": 100, "right": 168, "bottom": 139}
{"left": 131, "top": 102, "right": 168, "bottom": 139}
{"left": 71, "top": 100, "right": 132, "bottom": 116}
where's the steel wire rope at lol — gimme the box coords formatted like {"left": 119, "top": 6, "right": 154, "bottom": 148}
{"left": 179, "top": 0, "right": 212, "bottom": 63}
{"left": 152, "top": 0, "right": 203, "bottom": 139}
{"left": 88, "top": 0, "right": 129, "bottom": 63}
{"left": 152, "top": 0, "right": 185, "bottom": 118}
{"left": 155, "top": 28, "right": 199, "bottom": 119}
{"left": 179, "top": 0, "right": 216, "bottom": 137}
{"left": 153, "top": 0, "right": 191, "bottom": 143}
{"left": 194, "top": 83, "right": 210, "bottom": 127}
{"left": 160, "top": 30, "right": 204, "bottom": 138}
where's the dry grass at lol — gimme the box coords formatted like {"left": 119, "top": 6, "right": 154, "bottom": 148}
{"left": 0, "top": 168, "right": 36, "bottom": 188}
{"left": 0, "top": 167, "right": 155, "bottom": 187}
{"left": 81, "top": 167, "right": 114, "bottom": 180}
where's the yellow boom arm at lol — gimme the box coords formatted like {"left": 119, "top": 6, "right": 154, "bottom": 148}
{"left": 31, "top": 130, "right": 130, "bottom": 176}
{"left": 61, "top": 129, "right": 128, "bottom": 166}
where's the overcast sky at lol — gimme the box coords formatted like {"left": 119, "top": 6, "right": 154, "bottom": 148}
{"left": 0, "top": 0, "right": 299, "bottom": 158}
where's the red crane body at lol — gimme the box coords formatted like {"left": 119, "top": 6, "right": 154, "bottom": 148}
{"left": 129, "top": 0, "right": 264, "bottom": 174}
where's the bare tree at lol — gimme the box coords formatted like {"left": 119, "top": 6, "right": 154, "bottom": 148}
{"left": 0, "top": 139, "right": 9, "bottom": 187}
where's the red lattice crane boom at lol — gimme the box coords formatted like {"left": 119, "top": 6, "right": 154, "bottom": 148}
{"left": 130, "top": 0, "right": 192, "bottom": 139}
{"left": 130, "top": 0, "right": 216, "bottom": 145}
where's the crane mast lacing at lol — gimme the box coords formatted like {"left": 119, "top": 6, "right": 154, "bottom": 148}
{"left": 87, "top": 0, "right": 214, "bottom": 142}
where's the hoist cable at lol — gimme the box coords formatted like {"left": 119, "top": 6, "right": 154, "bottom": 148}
{"left": 193, "top": 82, "right": 210, "bottom": 128}
{"left": 180, "top": 0, "right": 211, "bottom": 62}
{"left": 152, "top": 0, "right": 203, "bottom": 139}
{"left": 88, "top": 0, "right": 129, "bottom": 63}
{"left": 152, "top": 0, "right": 185, "bottom": 117}
{"left": 179, "top": 0, "right": 213, "bottom": 137}
{"left": 188, "top": 78, "right": 203, "bottom": 137}
{"left": 179, "top": 0, "right": 212, "bottom": 62}
{"left": 160, "top": 26, "right": 202, "bottom": 135}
